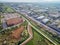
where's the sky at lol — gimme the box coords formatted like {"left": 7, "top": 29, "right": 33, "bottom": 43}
{"left": 0, "top": 0, "right": 60, "bottom": 2}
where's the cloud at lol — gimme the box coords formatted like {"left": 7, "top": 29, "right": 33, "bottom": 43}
{"left": 0, "top": 0, "right": 60, "bottom": 2}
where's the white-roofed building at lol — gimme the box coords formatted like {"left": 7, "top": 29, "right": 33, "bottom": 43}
{"left": 37, "top": 16, "right": 45, "bottom": 20}
{"left": 42, "top": 18, "right": 50, "bottom": 23}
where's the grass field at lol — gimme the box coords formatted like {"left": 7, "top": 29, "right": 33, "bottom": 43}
{"left": 26, "top": 29, "right": 54, "bottom": 45}
{"left": 4, "top": 6, "right": 15, "bottom": 13}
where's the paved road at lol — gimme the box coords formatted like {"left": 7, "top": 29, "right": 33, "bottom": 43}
{"left": 27, "top": 15, "right": 60, "bottom": 35}
{"left": 26, "top": 11, "right": 60, "bottom": 34}
{"left": 14, "top": 8, "right": 60, "bottom": 35}
{"left": 18, "top": 11, "right": 60, "bottom": 35}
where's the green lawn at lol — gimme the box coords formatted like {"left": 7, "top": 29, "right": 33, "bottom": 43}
{"left": 4, "top": 6, "right": 15, "bottom": 13}
{"left": 26, "top": 29, "right": 53, "bottom": 45}
{"left": 1, "top": 5, "right": 15, "bottom": 13}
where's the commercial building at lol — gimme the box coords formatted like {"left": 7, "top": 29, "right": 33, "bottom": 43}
{"left": 6, "top": 18, "right": 23, "bottom": 26}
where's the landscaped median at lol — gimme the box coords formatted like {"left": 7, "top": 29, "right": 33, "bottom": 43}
{"left": 19, "top": 13, "right": 60, "bottom": 45}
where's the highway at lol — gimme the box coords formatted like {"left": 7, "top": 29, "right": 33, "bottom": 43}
{"left": 17, "top": 12, "right": 60, "bottom": 45}
{"left": 11, "top": 7, "right": 60, "bottom": 45}
{"left": 19, "top": 11, "right": 60, "bottom": 35}
{"left": 10, "top": 5, "right": 60, "bottom": 35}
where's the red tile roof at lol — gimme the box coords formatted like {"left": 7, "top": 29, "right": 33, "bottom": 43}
{"left": 6, "top": 18, "right": 23, "bottom": 26}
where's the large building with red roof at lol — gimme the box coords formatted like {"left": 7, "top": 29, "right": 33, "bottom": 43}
{"left": 6, "top": 17, "right": 23, "bottom": 26}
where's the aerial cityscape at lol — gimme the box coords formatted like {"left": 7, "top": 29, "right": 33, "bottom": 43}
{"left": 0, "top": 0, "right": 60, "bottom": 45}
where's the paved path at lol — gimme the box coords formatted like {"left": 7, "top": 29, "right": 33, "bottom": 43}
{"left": 20, "top": 24, "right": 33, "bottom": 45}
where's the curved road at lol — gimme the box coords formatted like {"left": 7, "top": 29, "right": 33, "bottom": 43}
{"left": 20, "top": 24, "right": 33, "bottom": 45}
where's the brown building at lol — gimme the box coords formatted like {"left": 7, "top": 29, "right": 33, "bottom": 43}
{"left": 6, "top": 17, "right": 23, "bottom": 26}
